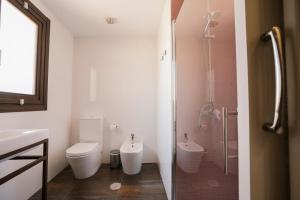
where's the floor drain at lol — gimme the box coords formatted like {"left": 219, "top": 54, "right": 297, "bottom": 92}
{"left": 207, "top": 180, "right": 220, "bottom": 188}
{"left": 110, "top": 182, "right": 122, "bottom": 191}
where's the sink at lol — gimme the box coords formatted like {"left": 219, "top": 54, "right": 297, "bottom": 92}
{"left": 0, "top": 129, "right": 49, "bottom": 158}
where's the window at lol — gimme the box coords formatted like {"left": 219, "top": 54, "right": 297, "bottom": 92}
{"left": 0, "top": 0, "right": 50, "bottom": 112}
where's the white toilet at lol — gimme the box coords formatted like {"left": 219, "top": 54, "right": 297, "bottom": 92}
{"left": 120, "top": 134, "right": 143, "bottom": 175}
{"left": 177, "top": 140, "right": 205, "bottom": 173}
{"left": 66, "top": 117, "right": 103, "bottom": 179}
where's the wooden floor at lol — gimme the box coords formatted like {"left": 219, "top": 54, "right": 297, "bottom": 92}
{"left": 29, "top": 164, "right": 168, "bottom": 200}
{"left": 176, "top": 160, "right": 238, "bottom": 200}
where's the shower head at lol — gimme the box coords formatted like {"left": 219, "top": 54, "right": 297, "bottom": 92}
{"left": 208, "top": 11, "right": 221, "bottom": 20}
{"left": 203, "top": 11, "right": 221, "bottom": 37}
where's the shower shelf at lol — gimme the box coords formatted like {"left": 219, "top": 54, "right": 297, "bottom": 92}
{"left": 228, "top": 155, "right": 238, "bottom": 159}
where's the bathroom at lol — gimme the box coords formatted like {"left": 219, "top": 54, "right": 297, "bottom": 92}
{"left": 0, "top": 0, "right": 299, "bottom": 200}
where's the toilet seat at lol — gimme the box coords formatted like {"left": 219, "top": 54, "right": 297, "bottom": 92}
{"left": 66, "top": 143, "right": 99, "bottom": 158}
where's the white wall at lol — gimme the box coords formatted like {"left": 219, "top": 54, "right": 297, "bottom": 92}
{"left": 156, "top": 0, "right": 173, "bottom": 199}
{"left": 175, "top": 32, "right": 208, "bottom": 155}
{"left": 72, "top": 36, "right": 158, "bottom": 163}
{"left": 0, "top": 0, "right": 74, "bottom": 199}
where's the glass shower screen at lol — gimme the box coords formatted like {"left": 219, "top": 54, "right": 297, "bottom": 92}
{"left": 174, "top": 0, "right": 238, "bottom": 199}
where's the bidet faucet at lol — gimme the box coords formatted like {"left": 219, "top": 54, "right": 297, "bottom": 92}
{"left": 184, "top": 133, "right": 188, "bottom": 143}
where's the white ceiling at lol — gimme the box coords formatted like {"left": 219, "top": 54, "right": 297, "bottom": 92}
{"left": 41, "top": 0, "right": 165, "bottom": 37}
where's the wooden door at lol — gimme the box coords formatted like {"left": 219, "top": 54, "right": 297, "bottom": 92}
{"left": 284, "top": 0, "right": 300, "bottom": 199}
{"left": 245, "top": 0, "right": 290, "bottom": 199}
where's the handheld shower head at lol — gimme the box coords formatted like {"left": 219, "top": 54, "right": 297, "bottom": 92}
{"left": 209, "top": 11, "right": 221, "bottom": 20}
{"left": 203, "top": 11, "right": 221, "bottom": 37}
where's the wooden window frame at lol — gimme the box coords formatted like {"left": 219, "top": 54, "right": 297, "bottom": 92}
{"left": 0, "top": 0, "right": 50, "bottom": 112}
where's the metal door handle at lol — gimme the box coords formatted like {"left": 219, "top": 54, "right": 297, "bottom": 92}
{"left": 222, "top": 107, "right": 238, "bottom": 175}
{"left": 261, "top": 26, "right": 285, "bottom": 134}
{"left": 222, "top": 107, "right": 228, "bottom": 175}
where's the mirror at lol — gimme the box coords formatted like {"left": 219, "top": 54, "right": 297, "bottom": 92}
{"left": 0, "top": 0, "right": 50, "bottom": 112}
{"left": 0, "top": 0, "right": 38, "bottom": 95}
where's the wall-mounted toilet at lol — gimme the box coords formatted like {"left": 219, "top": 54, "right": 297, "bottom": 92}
{"left": 66, "top": 117, "right": 103, "bottom": 179}
{"left": 120, "top": 134, "right": 143, "bottom": 175}
{"left": 177, "top": 140, "right": 204, "bottom": 173}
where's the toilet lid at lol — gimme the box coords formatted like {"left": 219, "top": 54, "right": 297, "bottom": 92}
{"left": 66, "top": 143, "right": 99, "bottom": 157}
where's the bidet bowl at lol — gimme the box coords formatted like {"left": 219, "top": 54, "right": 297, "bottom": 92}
{"left": 120, "top": 142, "right": 143, "bottom": 175}
{"left": 177, "top": 141, "right": 204, "bottom": 173}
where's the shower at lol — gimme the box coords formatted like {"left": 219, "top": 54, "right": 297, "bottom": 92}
{"left": 175, "top": 0, "right": 239, "bottom": 199}
{"left": 199, "top": 11, "right": 221, "bottom": 125}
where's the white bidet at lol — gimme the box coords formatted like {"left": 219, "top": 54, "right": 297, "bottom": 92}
{"left": 120, "top": 138, "right": 143, "bottom": 175}
{"left": 177, "top": 141, "right": 204, "bottom": 173}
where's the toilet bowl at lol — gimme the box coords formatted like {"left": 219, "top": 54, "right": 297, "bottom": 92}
{"left": 66, "top": 116, "right": 103, "bottom": 179}
{"left": 120, "top": 137, "right": 143, "bottom": 175}
{"left": 177, "top": 141, "right": 204, "bottom": 173}
{"left": 66, "top": 143, "right": 102, "bottom": 179}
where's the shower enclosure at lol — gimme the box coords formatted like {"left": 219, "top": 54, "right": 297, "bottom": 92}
{"left": 173, "top": 0, "right": 238, "bottom": 199}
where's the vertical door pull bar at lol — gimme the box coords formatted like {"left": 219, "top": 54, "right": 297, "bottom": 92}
{"left": 261, "top": 26, "right": 285, "bottom": 134}
{"left": 222, "top": 107, "right": 228, "bottom": 175}
{"left": 222, "top": 107, "right": 238, "bottom": 175}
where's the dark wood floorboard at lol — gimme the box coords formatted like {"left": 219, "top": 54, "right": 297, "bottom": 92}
{"left": 29, "top": 164, "right": 168, "bottom": 200}
{"left": 176, "top": 160, "right": 238, "bottom": 200}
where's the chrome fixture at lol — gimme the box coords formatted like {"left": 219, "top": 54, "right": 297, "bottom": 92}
{"left": 261, "top": 26, "right": 286, "bottom": 134}
{"left": 222, "top": 107, "right": 238, "bottom": 175}
{"left": 203, "top": 11, "right": 221, "bottom": 38}
{"left": 199, "top": 11, "right": 222, "bottom": 124}
{"left": 131, "top": 133, "right": 135, "bottom": 143}
{"left": 184, "top": 133, "right": 188, "bottom": 143}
